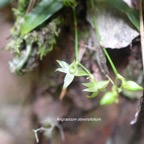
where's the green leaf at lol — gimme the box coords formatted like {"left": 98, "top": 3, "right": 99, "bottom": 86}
{"left": 83, "top": 80, "right": 109, "bottom": 92}
{"left": 56, "top": 60, "right": 70, "bottom": 73}
{"left": 97, "top": 80, "right": 109, "bottom": 91}
{"left": 63, "top": 73, "right": 74, "bottom": 89}
{"left": 57, "top": 60, "right": 69, "bottom": 69}
{"left": 75, "top": 69, "right": 89, "bottom": 77}
{"left": 82, "top": 80, "right": 97, "bottom": 92}
{"left": 87, "top": 92, "right": 99, "bottom": 98}
{"left": 62, "top": 0, "right": 77, "bottom": 7}
{"left": 122, "top": 80, "right": 143, "bottom": 91}
{"left": 108, "top": 0, "right": 132, "bottom": 12}
{"left": 56, "top": 68, "right": 68, "bottom": 73}
{"left": 83, "top": 85, "right": 97, "bottom": 92}
{"left": 108, "top": 0, "right": 139, "bottom": 31}
{"left": 127, "top": 10, "right": 139, "bottom": 31}
{"left": 82, "top": 81, "right": 96, "bottom": 87}
{"left": 21, "top": 0, "right": 63, "bottom": 35}
{"left": 100, "top": 91, "right": 118, "bottom": 105}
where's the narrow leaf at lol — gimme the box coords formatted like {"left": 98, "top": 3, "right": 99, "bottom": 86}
{"left": 62, "top": 0, "right": 77, "bottom": 7}
{"left": 63, "top": 74, "right": 74, "bottom": 89}
{"left": 127, "top": 10, "right": 139, "bottom": 31}
{"left": 75, "top": 69, "right": 89, "bottom": 77}
{"left": 82, "top": 81, "right": 96, "bottom": 87}
{"left": 108, "top": 0, "right": 139, "bottom": 30}
{"left": 57, "top": 60, "right": 69, "bottom": 69}
{"left": 21, "top": 0, "right": 63, "bottom": 35}
{"left": 56, "top": 68, "right": 68, "bottom": 73}
{"left": 97, "top": 80, "right": 109, "bottom": 91}
{"left": 83, "top": 85, "right": 97, "bottom": 92}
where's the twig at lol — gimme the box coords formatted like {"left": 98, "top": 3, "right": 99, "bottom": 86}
{"left": 26, "top": 0, "right": 36, "bottom": 14}
{"left": 33, "top": 120, "right": 65, "bottom": 143}
{"left": 139, "top": 0, "right": 144, "bottom": 70}
{"left": 73, "top": 7, "right": 79, "bottom": 61}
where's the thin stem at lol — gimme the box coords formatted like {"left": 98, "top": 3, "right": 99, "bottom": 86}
{"left": 139, "top": 0, "right": 144, "bottom": 70}
{"left": 105, "top": 74, "right": 114, "bottom": 85}
{"left": 90, "top": 0, "right": 101, "bottom": 43}
{"left": 93, "top": 17, "right": 102, "bottom": 43}
{"left": 90, "top": 0, "right": 94, "bottom": 8}
{"left": 103, "top": 48, "right": 118, "bottom": 76}
{"left": 90, "top": 0, "right": 119, "bottom": 77}
{"left": 78, "top": 63, "right": 94, "bottom": 79}
{"left": 73, "top": 7, "right": 78, "bottom": 61}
